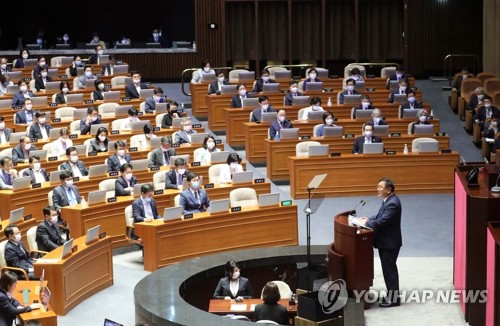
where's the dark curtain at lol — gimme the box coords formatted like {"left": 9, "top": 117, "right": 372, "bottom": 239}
{"left": 226, "top": 2, "right": 256, "bottom": 61}
{"left": 359, "top": 0, "right": 404, "bottom": 60}
{"left": 325, "top": 0, "right": 356, "bottom": 60}
{"left": 291, "top": 1, "right": 322, "bottom": 61}
{"left": 258, "top": 2, "right": 289, "bottom": 61}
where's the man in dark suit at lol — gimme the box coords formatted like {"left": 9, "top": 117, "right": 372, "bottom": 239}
{"left": 28, "top": 111, "right": 52, "bottom": 139}
{"left": 366, "top": 109, "right": 388, "bottom": 127}
{"left": 269, "top": 109, "right": 293, "bottom": 139}
{"left": 115, "top": 163, "right": 138, "bottom": 196}
{"left": 101, "top": 55, "right": 116, "bottom": 76}
{"left": 475, "top": 96, "right": 500, "bottom": 123}
{"left": 253, "top": 68, "right": 276, "bottom": 93}
{"left": 251, "top": 95, "right": 276, "bottom": 123}
{"left": 230, "top": 84, "right": 251, "bottom": 108}
{"left": 23, "top": 155, "right": 49, "bottom": 184}
{"left": 0, "top": 56, "right": 12, "bottom": 74}
{"left": 386, "top": 64, "right": 410, "bottom": 90}
{"left": 12, "top": 136, "right": 37, "bottom": 164}
{"left": 132, "top": 184, "right": 162, "bottom": 223}
{"left": 148, "top": 136, "right": 176, "bottom": 167}
{"left": 400, "top": 91, "right": 422, "bottom": 110}
{"left": 165, "top": 158, "right": 189, "bottom": 190}
{"left": 359, "top": 178, "right": 402, "bottom": 307}
{"left": 144, "top": 87, "right": 165, "bottom": 113}
{"left": 352, "top": 124, "right": 382, "bottom": 154}
{"left": 4, "top": 224, "right": 38, "bottom": 279}
{"left": 174, "top": 119, "right": 197, "bottom": 145}
{"left": 485, "top": 113, "right": 500, "bottom": 154}
{"left": 52, "top": 170, "right": 81, "bottom": 213}
{"left": 12, "top": 80, "right": 36, "bottom": 107}
{"left": 209, "top": 71, "right": 230, "bottom": 95}
{"left": 179, "top": 172, "right": 210, "bottom": 214}
{"left": 0, "top": 157, "right": 17, "bottom": 190}
{"left": 36, "top": 206, "right": 65, "bottom": 252}
{"left": 87, "top": 45, "right": 103, "bottom": 65}
{"left": 0, "top": 115, "right": 12, "bottom": 144}
{"left": 60, "top": 146, "right": 88, "bottom": 177}
{"left": 148, "top": 29, "right": 167, "bottom": 48}
{"left": 125, "top": 71, "right": 148, "bottom": 98}
{"left": 452, "top": 67, "right": 471, "bottom": 95}
{"left": 387, "top": 79, "right": 410, "bottom": 103}
{"left": 14, "top": 99, "right": 36, "bottom": 125}
{"left": 80, "top": 107, "right": 101, "bottom": 135}
{"left": 107, "top": 140, "right": 132, "bottom": 172}
{"left": 284, "top": 81, "right": 303, "bottom": 106}
{"left": 34, "top": 67, "right": 53, "bottom": 92}
{"left": 338, "top": 78, "right": 360, "bottom": 104}
{"left": 352, "top": 95, "right": 374, "bottom": 118}
{"left": 468, "top": 87, "right": 486, "bottom": 111}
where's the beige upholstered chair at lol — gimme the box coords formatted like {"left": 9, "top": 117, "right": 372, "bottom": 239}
{"left": 267, "top": 67, "right": 287, "bottom": 79}
{"left": 124, "top": 205, "right": 142, "bottom": 246}
{"left": 99, "top": 179, "right": 116, "bottom": 198}
{"left": 156, "top": 113, "right": 166, "bottom": 127}
{"left": 296, "top": 141, "right": 321, "bottom": 157}
{"left": 259, "top": 280, "right": 293, "bottom": 300}
{"left": 229, "top": 188, "right": 258, "bottom": 208}
{"left": 55, "top": 106, "right": 76, "bottom": 120}
{"left": 0, "top": 148, "right": 13, "bottom": 158}
{"left": 111, "top": 76, "right": 129, "bottom": 87}
{"left": 306, "top": 67, "right": 329, "bottom": 78}
{"left": 47, "top": 190, "right": 54, "bottom": 206}
{"left": 112, "top": 118, "right": 125, "bottom": 131}
{"left": 29, "top": 79, "right": 36, "bottom": 91}
{"left": 153, "top": 171, "right": 166, "bottom": 190}
{"left": 98, "top": 102, "right": 119, "bottom": 117}
{"left": 343, "top": 64, "right": 365, "bottom": 78}
{"left": 208, "top": 164, "right": 225, "bottom": 184}
{"left": 70, "top": 120, "right": 81, "bottom": 135}
{"left": 26, "top": 226, "right": 48, "bottom": 258}
{"left": 381, "top": 67, "right": 396, "bottom": 78}
{"left": 139, "top": 102, "right": 146, "bottom": 113}
{"left": 411, "top": 137, "right": 438, "bottom": 153}
{"left": 228, "top": 69, "right": 249, "bottom": 84}
{"left": 297, "top": 108, "right": 306, "bottom": 120}
{"left": 0, "top": 240, "right": 29, "bottom": 280}
{"left": 312, "top": 124, "right": 323, "bottom": 137}
{"left": 174, "top": 194, "right": 181, "bottom": 207}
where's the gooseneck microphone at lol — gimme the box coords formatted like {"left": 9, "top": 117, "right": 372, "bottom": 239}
{"left": 350, "top": 200, "right": 366, "bottom": 216}
{"left": 491, "top": 174, "right": 500, "bottom": 193}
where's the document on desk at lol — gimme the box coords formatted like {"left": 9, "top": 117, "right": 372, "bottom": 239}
{"left": 36, "top": 258, "right": 60, "bottom": 264}
{"left": 250, "top": 304, "right": 257, "bottom": 311}
{"left": 230, "top": 304, "right": 247, "bottom": 312}
{"left": 350, "top": 217, "right": 373, "bottom": 230}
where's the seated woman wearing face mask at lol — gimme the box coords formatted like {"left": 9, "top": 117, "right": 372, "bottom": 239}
{"left": 315, "top": 111, "right": 337, "bottom": 137}
{"left": 191, "top": 59, "right": 215, "bottom": 83}
{"left": 410, "top": 109, "right": 432, "bottom": 134}
{"left": 195, "top": 135, "right": 221, "bottom": 165}
{"left": 92, "top": 79, "right": 108, "bottom": 101}
{"left": 213, "top": 260, "right": 254, "bottom": 300}
{"left": 219, "top": 152, "right": 243, "bottom": 184}
{"left": 301, "top": 96, "right": 324, "bottom": 121}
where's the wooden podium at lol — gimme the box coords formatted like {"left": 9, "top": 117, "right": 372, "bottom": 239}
{"left": 333, "top": 211, "right": 374, "bottom": 291}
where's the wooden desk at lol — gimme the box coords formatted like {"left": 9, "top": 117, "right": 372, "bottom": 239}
{"left": 61, "top": 181, "right": 270, "bottom": 248}
{"left": 190, "top": 82, "right": 210, "bottom": 117}
{"left": 287, "top": 152, "right": 459, "bottom": 198}
{"left": 265, "top": 135, "right": 450, "bottom": 181}
{"left": 208, "top": 298, "right": 297, "bottom": 317}
{"left": 244, "top": 120, "right": 441, "bottom": 164}
{"left": 15, "top": 280, "right": 58, "bottom": 326}
{"left": 34, "top": 236, "right": 113, "bottom": 315}
{"left": 135, "top": 204, "right": 298, "bottom": 271}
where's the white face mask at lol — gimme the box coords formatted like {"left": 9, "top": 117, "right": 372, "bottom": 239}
{"left": 239, "top": 90, "right": 246, "bottom": 96}
{"left": 70, "top": 155, "right": 78, "bottom": 163}
{"left": 133, "top": 78, "right": 141, "bottom": 84}
{"left": 75, "top": 60, "right": 82, "bottom": 66}
{"left": 261, "top": 104, "right": 269, "bottom": 111}
{"left": 25, "top": 104, "right": 32, "bottom": 111}
{"left": 485, "top": 103, "right": 492, "bottom": 108}
{"left": 203, "top": 67, "right": 211, "bottom": 73}
{"left": 85, "top": 71, "right": 92, "bottom": 78}
{"left": 230, "top": 162, "right": 239, "bottom": 169}
{"left": 33, "top": 163, "right": 41, "bottom": 171}
{"left": 91, "top": 116, "right": 98, "bottom": 122}
{"left": 65, "top": 179, "right": 73, "bottom": 186}
{"left": 374, "top": 117, "right": 381, "bottom": 123}
{"left": 262, "top": 76, "right": 269, "bottom": 82}
{"left": 62, "top": 87, "right": 69, "bottom": 93}
{"left": 117, "top": 149, "right": 126, "bottom": 157}
{"left": 98, "top": 135, "right": 106, "bottom": 142}
{"left": 14, "top": 234, "right": 21, "bottom": 242}
{"left": 125, "top": 173, "right": 133, "bottom": 181}
{"left": 152, "top": 33, "right": 159, "bottom": 38}
{"left": 278, "top": 116, "right": 286, "bottom": 122}
{"left": 362, "top": 101, "right": 370, "bottom": 109}
{"left": 177, "top": 168, "right": 186, "bottom": 175}
{"left": 312, "top": 105, "right": 321, "bottom": 111}
{"left": 22, "top": 53, "right": 29, "bottom": 59}
{"left": 183, "top": 125, "right": 192, "bottom": 132}
{"left": 0, "top": 64, "right": 6, "bottom": 70}
{"left": 325, "top": 118, "right": 333, "bottom": 125}
{"left": 419, "top": 116, "right": 427, "bottom": 122}
{"left": 39, "top": 61, "right": 46, "bottom": 67}
{"left": 63, "top": 36, "right": 69, "bottom": 41}
{"left": 462, "top": 74, "right": 468, "bottom": 80}
{"left": 364, "top": 130, "right": 372, "bottom": 137}
{"left": 352, "top": 75, "right": 359, "bottom": 81}
{"left": 291, "top": 87, "right": 298, "bottom": 93}
{"left": 20, "top": 85, "right": 28, "bottom": 92}
{"left": 24, "top": 144, "right": 31, "bottom": 151}
{"left": 232, "top": 271, "right": 240, "bottom": 279}
{"left": 217, "top": 77, "right": 225, "bottom": 83}
{"left": 38, "top": 117, "right": 46, "bottom": 124}
{"left": 97, "top": 50, "right": 104, "bottom": 55}
{"left": 478, "top": 94, "right": 485, "bottom": 100}
{"left": 400, "top": 86, "right": 407, "bottom": 91}
{"left": 347, "top": 85, "right": 355, "bottom": 92}
{"left": 50, "top": 215, "right": 58, "bottom": 225}
{"left": 309, "top": 73, "right": 317, "bottom": 79}
{"left": 207, "top": 141, "right": 215, "bottom": 149}
{"left": 98, "top": 84, "right": 105, "bottom": 90}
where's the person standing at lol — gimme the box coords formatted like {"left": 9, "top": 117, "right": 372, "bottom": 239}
{"left": 359, "top": 178, "right": 402, "bottom": 307}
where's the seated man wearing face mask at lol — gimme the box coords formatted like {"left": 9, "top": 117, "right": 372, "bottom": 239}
{"left": 179, "top": 172, "right": 210, "bottom": 214}
{"left": 69, "top": 55, "right": 84, "bottom": 77}
{"left": 144, "top": 87, "right": 166, "bottom": 113}
{"left": 34, "top": 67, "right": 53, "bottom": 92}
{"left": 468, "top": 87, "right": 487, "bottom": 111}
{"left": 14, "top": 99, "right": 36, "bottom": 126}
{"left": 88, "top": 44, "right": 104, "bottom": 65}
{"left": 165, "top": 158, "right": 189, "bottom": 190}
{"left": 410, "top": 109, "right": 432, "bottom": 134}
{"left": 339, "top": 78, "right": 360, "bottom": 104}
{"left": 388, "top": 80, "right": 410, "bottom": 103}
{"left": 107, "top": 140, "right": 132, "bottom": 172}
{"left": 452, "top": 68, "right": 471, "bottom": 95}
{"left": 269, "top": 109, "right": 293, "bottom": 140}
{"left": 209, "top": 71, "right": 229, "bottom": 95}
{"left": 23, "top": 155, "right": 49, "bottom": 184}
{"left": 284, "top": 81, "right": 303, "bottom": 106}
{"left": 125, "top": 71, "right": 148, "bottom": 99}
{"left": 12, "top": 80, "right": 36, "bottom": 107}
{"left": 77, "top": 66, "right": 96, "bottom": 89}
{"left": 253, "top": 68, "right": 276, "bottom": 93}
{"left": 80, "top": 107, "right": 102, "bottom": 135}
{"left": 366, "top": 109, "right": 388, "bottom": 127}
{"left": 352, "top": 124, "right": 382, "bottom": 154}
{"left": 230, "top": 84, "right": 252, "bottom": 108}
{"left": 352, "top": 95, "right": 373, "bottom": 119}
{"left": 4, "top": 224, "right": 38, "bottom": 280}
{"left": 386, "top": 64, "right": 410, "bottom": 90}
{"left": 250, "top": 96, "right": 276, "bottom": 123}
{"left": 28, "top": 111, "right": 52, "bottom": 140}
{"left": 400, "top": 91, "right": 422, "bottom": 110}
{"left": 174, "top": 118, "right": 198, "bottom": 144}
{"left": 115, "top": 163, "right": 138, "bottom": 196}
{"left": 343, "top": 67, "right": 364, "bottom": 88}
{"left": 484, "top": 112, "right": 500, "bottom": 154}
{"left": 301, "top": 96, "right": 324, "bottom": 121}
{"left": 60, "top": 146, "right": 89, "bottom": 177}
{"left": 35, "top": 206, "right": 65, "bottom": 252}
{"left": 0, "top": 116, "right": 11, "bottom": 144}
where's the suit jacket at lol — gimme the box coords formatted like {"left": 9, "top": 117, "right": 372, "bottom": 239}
{"left": 80, "top": 116, "right": 102, "bottom": 135}
{"left": 365, "top": 193, "right": 402, "bottom": 249}
{"left": 179, "top": 188, "right": 210, "bottom": 214}
{"left": 284, "top": 92, "right": 303, "bottom": 106}
{"left": 125, "top": 83, "right": 148, "bottom": 98}
{"left": 115, "top": 175, "right": 138, "bottom": 196}
{"left": 36, "top": 220, "right": 64, "bottom": 252}
{"left": 213, "top": 277, "right": 253, "bottom": 299}
{"left": 29, "top": 122, "right": 52, "bottom": 139}
{"left": 254, "top": 303, "right": 289, "bottom": 325}
{"left": 54, "top": 92, "right": 66, "bottom": 104}
{"left": 401, "top": 101, "right": 422, "bottom": 110}
{"left": 12, "top": 144, "right": 37, "bottom": 163}
{"left": 366, "top": 118, "right": 388, "bottom": 127}
{"left": 107, "top": 153, "right": 132, "bottom": 172}
{"left": 0, "top": 290, "right": 32, "bottom": 326}
{"left": 476, "top": 106, "right": 500, "bottom": 122}
{"left": 131, "top": 197, "right": 161, "bottom": 222}
{"left": 387, "top": 73, "right": 410, "bottom": 87}
{"left": 253, "top": 78, "right": 277, "bottom": 93}
{"left": 468, "top": 94, "right": 486, "bottom": 111}
{"left": 88, "top": 54, "right": 98, "bottom": 65}
{"left": 410, "top": 121, "right": 432, "bottom": 134}
{"left": 89, "top": 139, "right": 108, "bottom": 153}
{"left": 15, "top": 109, "right": 36, "bottom": 124}
{"left": 251, "top": 106, "right": 276, "bottom": 123}
{"left": 165, "top": 169, "right": 189, "bottom": 189}
{"left": 52, "top": 184, "right": 81, "bottom": 211}
{"left": 60, "top": 160, "right": 88, "bottom": 176}
{"left": 352, "top": 135, "right": 382, "bottom": 154}
{"left": 209, "top": 80, "right": 229, "bottom": 94}
{"left": 147, "top": 35, "right": 167, "bottom": 47}
{"left": 484, "top": 122, "right": 499, "bottom": 138}
{"left": 14, "top": 57, "right": 27, "bottom": 68}
{"left": 12, "top": 91, "right": 35, "bottom": 107}
{"left": 50, "top": 138, "right": 73, "bottom": 157}
{"left": 144, "top": 96, "right": 164, "bottom": 113}
{"left": 0, "top": 127, "right": 11, "bottom": 143}
{"left": 174, "top": 129, "right": 197, "bottom": 145}
{"left": 388, "top": 88, "right": 411, "bottom": 103}
{"left": 34, "top": 75, "right": 53, "bottom": 91}
{"left": 338, "top": 89, "right": 360, "bottom": 104}
{"left": 149, "top": 147, "right": 176, "bottom": 167}
{"left": 269, "top": 119, "right": 293, "bottom": 139}
{"left": 92, "top": 90, "right": 105, "bottom": 101}
{"left": 230, "top": 94, "right": 253, "bottom": 108}
{"left": 23, "top": 167, "right": 49, "bottom": 184}
{"left": 302, "top": 78, "right": 321, "bottom": 91}
{"left": 4, "top": 240, "right": 34, "bottom": 276}
{"left": 161, "top": 113, "right": 174, "bottom": 128}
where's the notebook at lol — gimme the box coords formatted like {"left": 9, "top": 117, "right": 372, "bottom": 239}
{"left": 73, "top": 109, "right": 87, "bottom": 120}
{"left": 112, "top": 65, "right": 129, "bottom": 74}
{"left": 238, "top": 71, "right": 255, "bottom": 81}
{"left": 172, "top": 118, "right": 184, "bottom": 128}
{"left": 130, "top": 120, "right": 150, "bottom": 132}
{"left": 88, "top": 164, "right": 108, "bottom": 178}
{"left": 103, "top": 91, "right": 121, "bottom": 102}
{"left": 362, "top": 143, "right": 384, "bottom": 154}
{"left": 30, "top": 96, "right": 48, "bottom": 107}
{"left": 221, "top": 85, "right": 238, "bottom": 95}
{"left": 307, "top": 145, "right": 329, "bottom": 157}
{"left": 274, "top": 71, "right": 292, "bottom": 79}
{"left": 393, "top": 94, "right": 408, "bottom": 104}
{"left": 209, "top": 199, "right": 230, "bottom": 214}
{"left": 201, "top": 73, "right": 216, "bottom": 83}
{"left": 49, "top": 171, "right": 62, "bottom": 184}
{"left": 373, "top": 125, "right": 390, "bottom": 136}
{"left": 413, "top": 124, "right": 434, "bottom": 135}
{"left": 66, "top": 93, "right": 84, "bottom": 104}
{"left": 402, "top": 109, "right": 419, "bottom": 118}
{"left": 12, "top": 176, "right": 32, "bottom": 191}
{"left": 323, "top": 126, "right": 344, "bottom": 138}
{"left": 291, "top": 96, "right": 310, "bottom": 106}
{"left": 258, "top": 193, "right": 280, "bottom": 207}
{"left": 241, "top": 98, "right": 259, "bottom": 108}
{"left": 0, "top": 99, "right": 11, "bottom": 109}
{"left": 343, "top": 94, "right": 362, "bottom": 105}
{"left": 131, "top": 159, "right": 150, "bottom": 171}
{"left": 9, "top": 207, "right": 25, "bottom": 224}
{"left": 354, "top": 109, "right": 373, "bottom": 119}
{"left": 354, "top": 80, "right": 365, "bottom": 90}
{"left": 260, "top": 112, "right": 277, "bottom": 123}
{"left": 280, "top": 128, "right": 300, "bottom": 139}
{"left": 49, "top": 128, "right": 63, "bottom": 140}
{"left": 307, "top": 111, "right": 324, "bottom": 121}
{"left": 9, "top": 132, "right": 26, "bottom": 144}
{"left": 29, "top": 150, "right": 47, "bottom": 161}
{"left": 154, "top": 103, "right": 168, "bottom": 114}
{"left": 74, "top": 144, "right": 87, "bottom": 156}
{"left": 45, "top": 81, "right": 61, "bottom": 92}
{"left": 61, "top": 238, "right": 74, "bottom": 259}
{"left": 115, "top": 105, "right": 133, "bottom": 117}
{"left": 90, "top": 123, "right": 109, "bottom": 135}
{"left": 232, "top": 171, "right": 253, "bottom": 184}
{"left": 190, "top": 133, "right": 209, "bottom": 145}
{"left": 262, "top": 83, "right": 280, "bottom": 93}
{"left": 305, "top": 82, "right": 323, "bottom": 92}
{"left": 210, "top": 151, "right": 230, "bottom": 164}
{"left": 85, "top": 225, "right": 100, "bottom": 244}
{"left": 418, "top": 141, "right": 439, "bottom": 153}
{"left": 139, "top": 89, "right": 154, "bottom": 100}
{"left": 87, "top": 190, "right": 107, "bottom": 206}
{"left": 163, "top": 206, "right": 184, "bottom": 221}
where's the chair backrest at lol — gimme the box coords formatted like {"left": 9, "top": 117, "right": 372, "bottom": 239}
{"left": 461, "top": 78, "right": 482, "bottom": 101}
{"left": 174, "top": 194, "right": 180, "bottom": 207}
{"left": 343, "top": 64, "right": 365, "bottom": 78}
{"left": 70, "top": 120, "right": 81, "bottom": 134}
{"left": 230, "top": 315, "right": 250, "bottom": 321}
{"left": 208, "top": 164, "right": 225, "bottom": 184}
{"left": 229, "top": 188, "right": 258, "bottom": 208}
{"left": 112, "top": 118, "right": 125, "bottom": 131}
{"left": 228, "top": 69, "right": 249, "bottom": 83}
{"left": 193, "top": 147, "right": 205, "bottom": 162}
{"left": 477, "top": 72, "right": 496, "bottom": 85}
{"left": 139, "top": 102, "right": 146, "bottom": 113}
{"left": 111, "top": 76, "right": 128, "bottom": 87}
{"left": 73, "top": 77, "right": 79, "bottom": 90}
{"left": 493, "top": 91, "right": 500, "bottom": 107}
{"left": 297, "top": 108, "right": 305, "bottom": 120}
{"left": 42, "top": 143, "right": 52, "bottom": 152}
{"left": 0, "top": 148, "right": 13, "bottom": 158}
{"left": 27, "top": 226, "right": 39, "bottom": 252}
{"left": 411, "top": 137, "right": 438, "bottom": 153}
{"left": 99, "top": 179, "right": 116, "bottom": 198}
{"left": 65, "top": 67, "right": 70, "bottom": 76}
{"left": 306, "top": 67, "right": 329, "bottom": 78}
{"left": 55, "top": 106, "right": 76, "bottom": 119}
{"left": 48, "top": 190, "right": 53, "bottom": 206}
{"left": 0, "top": 240, "right": 8, "bottom": 267}
{"left": 298, "top": 80, "right": 304, "bottom": 91}
{"left": 156, "top": 113, "right": 166, "bottom": 127}
{"left": 51, "top": 93, "right": 57, "bottom": 103}
{"left": 124, "top": 205, "right": 133, "bottom": 227}
{"left": 256, "top": 320, "right": 279, "bottom": 325}
{"left": 484, "top": 78, "right": 500, "bottom": 96}
{"left": 153, "top": 171, "right": 166, "bottom": 190}
{"left": 267, "top": 67, "right": 287, "bottom": 79}
{"left": 313, "top": 124, "right": 323, "bottom": 137}
{"left": 381, "top": 66, "right": 396, "bottom": 78}
{"left": 29, "top": 79, "right": 36, "bottom": 90}
{"left": 296, "top": 141, "right": 321, "bottom": 157}
{"left": 98, "top": 102, "right": 119, "bottom": 116}
{"left": 407, "top": 122, "right": 413, "bottom": 134}
{"left": 130, "top": 134, "right": 143, "bottom": 149}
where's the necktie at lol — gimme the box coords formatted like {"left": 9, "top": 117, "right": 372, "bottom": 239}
{"left": 67, "top": 187, "right": 77, "bottom": 205}
{"left": 3, "top": 171, "right": 12, "bottom": 185}
{"left": 177, "top": 173, "right": 182, "bottom": 185}
{"left": 155, "top": 38, "right": 158, "bottom": 43}
{"left": 164, "top": 152, "right": 170, "bottom": 166}
{"left": 194, "top": 191, "right": 201, "bottom": 205}
{"left": 62, "top": 141, "right": 67, "bottom": 150}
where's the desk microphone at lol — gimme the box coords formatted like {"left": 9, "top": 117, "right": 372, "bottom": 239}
{"left": 350, "top": 200, "right": 366, "bottom": 216}
{"left": 491, "top": 174, "right": 500, "bottom": 193}
{"left": 460, "top": 156, "right": 467, "bottom": 166}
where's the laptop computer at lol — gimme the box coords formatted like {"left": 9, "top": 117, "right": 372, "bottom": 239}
{"left": 114, "top": 105, "right": 133, "bottom": 117}
{"left": 66, "top": 93, "right": 84, "bottom": 104}
{"left": 88, "top": 190, "right": 107, "bottom": 206}
{"left": 308, "top": 145, "right": 329, "bottom": 157}
{"left": 238, "top": 71, "right": 255, "bottom": 82}
{"left": 90, "top": 123, "right": 109, "bottom": 135}
{"left": 232, "top": 171, "right": 253, "bottom": 184}
{"left": 169, "top": 155, "right": 189, "bottom": 167}
{"left": 0, "top": 99, "right": 11, "bottom": 109}
{"left": 88, "top": 164, "right": 108, "bottom": 178}
{"left": 305, "top": 82, "right": 323, "bottom": 92}
{"left": 6, "top": 71, "right": 21, "bottom": 81}
{"left": 373, "top": 125, "right": 390, "bottom": 136}
{"left": 104, "top": 318, "right": 124, "bottom": 326}
{"left": 280, "top": 128, "right": 300, "bottom": 139}
{"left": 98, "top": 55, "right": 110, "bottom": 65}
{"left": 45, "top": 81, "right": 61, "bottom": 92}
{"left": 262, "top": 83, "right": 280, "bottom": 93}
{"left": 49, "top": 171, "right": 62, "bottom": 185}
{"left": 209, "top": 199, "right": 230, "bottom": 214}
{"left": 61, "top": 238, "right": 74, "bottom": 259}
{"left": 74, "top": 144, "right": 87, "bottom": 156}
{"left": 163, "top": 206, "right": 184, "bottom": 221}
{"left": 47, "top": 69, "right": 58, "bottom": 78}
{"left": 172, "top": 118, "right": 184, "bottom": 128}
{"left": 146, "top": 42, "right": 161, "bottom": 48}
{"left": 191, "top": 133, "right": 209, "bottom": 145}
{"left": 85, "top": 225, "right": 100, "bottom": 244}
{"left": 413, "top": 124, "right": 434, "bottom": 135}
{"left": 241, "top": 98, "right": 259, "bottom": 108}
{"left": 388, "top": 80, "right": 400, "bottom": 90}
{"left": 154, "top": 103, "right": 168, "bottom": 114}
{"left": 354, "top": 80, "right": 365, "bottom": 90}
{"left": 131, "top": 159, "right": 150, "bottom": 171}
{"left": 115, "top": 43, "right": 131, "bottom": 49}
{"left": 201, "top": 73, "right": 216, "bottom": 83}
{"left": 130, "top": 120, "right": 150, "bottom": 132}
{"left": 103, "top": 91, "right": 121, "bottom": 102}
{"left": 48, "top": 128, "right": 63, "bottom": 140}
{"left": 402, "top": 109, "right": 419, "bottom": 118}
{"left": 139, "top": 89, "right": 154, "bottom": 100}
{"left": 73, "top": 109, "right": 87, "bottom": 120}
{"left": 323, "top": 126, "right": 344, "bottom": 138}
{"left": 12, "top": 176, "right": 32, "bottom": 191}
{"left": 291, "top": 96, "right": 310, "bottom": 106}
{"left": 85, "top": 78, "right": 97, "bottom": 89}
{"left": 307, "top": 111, "right": 324, "bottom": 121}
{"left": 343, "top": 94, "right": 362, "bottom": 105}
{"left": 23, "top": 58, "right": 38, "bottom": 67}
{"left": 393, "top": 94, "right": 408, "bottom": 104}
{"left": 274, "top": 71, "right": 292, "bottom": 80}
{"left": 9, "top": 132, "right": 26, "bottom": 144}
{"left": 354, "top": 109, "right": 373, "bottom": 119}
{"left": 112, "top": 65, "right": 129, "bottom": 74}
{"left": 132, "top": 182, "right": 153, "bottom": 197}
{"left": 150, "top": 137, "right": 162, "bottom": 148}
{"left": 9, "top": 207, "right": 25, "bottom": 224}
{"left": 210, "top": 151, "right": 230, "bottom": 164}
{"left": 55, "top": 44, "right": 71, "bottom": 50}
{"left": 221, "top": 85, "right": 238, "bottom": 95}
{"left": 363, "top": 142, "right": 384, "bottom": 154}
{"left": 29, "top": 150, "right": 47, "bottom": 161}
{"left": 6, "top": 85, "right": 19, "bottom": 95}
{"left": 31, "top": 96, "right": 48, "bottom": 107}
{"left": 261, "top": 112, "right": 277, "bottom": 123}
{"left": 40, "top": 285, "right": 51, "bottom": 310}
{"left": 258, "top": 193, "right": 280, "bottom": 207}
{"left": 419, "top": 141, "right": 439, "bottom": 153}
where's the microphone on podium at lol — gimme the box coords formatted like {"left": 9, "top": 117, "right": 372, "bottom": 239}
{"left": 350, "top": 200, "right": 366, "bottom": 216}
{"left": 491, "top": 174, "right": 500, "bottom": 193}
